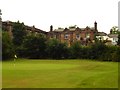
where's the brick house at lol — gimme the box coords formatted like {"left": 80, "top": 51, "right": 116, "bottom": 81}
{"left": 2, "top": 21, "right": 47, "bottom": 38}
{"left": 2, "top": 20, "right": 98, "bottom": 46}
{"left": 2, "top": 21, "right": 13, "bottom": 38}
{"left": 47, "top": 22, "right": 98, "bottom": 46}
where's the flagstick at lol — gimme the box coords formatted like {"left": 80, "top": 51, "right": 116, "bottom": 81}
{"left": 14, "top": 55, "right": 17, "bottom": 67}
{"left": 14, "top": 58, "right": 15, "bottom": 67}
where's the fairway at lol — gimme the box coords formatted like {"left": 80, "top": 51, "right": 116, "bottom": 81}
{"left": 2, "top": 59, "right": 118, "bottom": 88}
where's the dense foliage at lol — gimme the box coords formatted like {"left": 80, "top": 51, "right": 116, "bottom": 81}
{"left": 2, "top": 31, "right": 14, "bottom": 60}
{"left": 2, "top": 22, "right": 120, "bottom": 61}
{"left": 117, "top": 32, "right": 120, "bottom": 46}
{"left": 12, "top": 21, "right": 27, "bottom": 46}
{"left": 46, "top": 39, "right": 69, "bottom": 59}
{"left": 23, "top": 34, "right": 47, "bottom": 59}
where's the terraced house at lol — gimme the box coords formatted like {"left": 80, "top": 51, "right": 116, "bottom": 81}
{"left": 2, "top": 21, "right": 47, "bottom": 38}
{"left": 4, "top": 21, "right": 113, "bottom": 46}
{"left": 47, "top": 22, "right": 98, "bottom": 46}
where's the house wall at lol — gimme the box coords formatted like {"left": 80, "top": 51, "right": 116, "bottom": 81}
{"left": 2, "top": 21, "right": 13, "bottom": 38}
{"left": 47, "top": 27, "right": 97, "bottom": 46}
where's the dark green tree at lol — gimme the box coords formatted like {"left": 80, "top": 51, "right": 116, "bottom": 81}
{"left": 117, "top": 32, "right": 120, "bottom": 46}
{"left": 12, "top": 21, "right": 27, "bottom": 46}
{"left": 2, "top": 31, "right": 14, "bottom": 60}
{"left": 70, "top": 41, "right": 82, "bottom": 59}
{"left": 90, "top": 42, "right": 107, "bottom": 60}
{"left": 23, "top": 34, "right": 47, "bottom": 59}
{"left": 46, "top": 39, "right": 69, "bottom": 59}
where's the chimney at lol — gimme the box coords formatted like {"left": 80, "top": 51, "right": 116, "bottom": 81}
{"left": 94, "top": 21, "right": 97, "bottom": 31}
{"left": 50, "top": 25, "right": 53, "bottom": 32}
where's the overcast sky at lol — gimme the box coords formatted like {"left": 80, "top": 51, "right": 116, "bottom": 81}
{"left": 0, "top": 0, "right": 119, "bottom": 33}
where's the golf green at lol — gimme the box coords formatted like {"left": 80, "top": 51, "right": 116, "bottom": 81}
{"left": 2, "top": 59, "right": 118, "bottom": 88}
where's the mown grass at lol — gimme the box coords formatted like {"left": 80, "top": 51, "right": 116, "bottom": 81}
{"left": 2, "top": 59, "right": 118, "bottom": 88}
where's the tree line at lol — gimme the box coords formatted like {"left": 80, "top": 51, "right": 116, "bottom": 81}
{"left": 2, "top": 21, "right": 120, "bottom": 61}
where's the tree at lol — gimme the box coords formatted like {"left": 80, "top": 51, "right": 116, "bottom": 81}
{"left": 12, "top": 21, "right": 27, "bottom": 46}
{"left": 23, "top": 34, "right": 47, "bottom": 59}
{"left": 70, "top": 41, "right": 82, "bottom": 59}
{"left": 46, "top": 39, "right": 69, "bottom": 59}
{"left": 117, "top": 32, "right": 120, "bottom": 46}
{"left": 2, "top": 31, "right": 14, "bottom": 60}
{"left": 110, "top": 26, "right": 119, "bottom": 34}
{"left": 12, "top": 21, "right": 27, "bottom": 58}
{"left": 90, "top": 42, "right": 107, "bottom": 60}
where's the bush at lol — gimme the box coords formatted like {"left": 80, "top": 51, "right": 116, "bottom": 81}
{"left": 70, "top": 42, "right": 82, "bottom": 59}
{"left": 90, "top": 42, "right": 107, "bottom": 60}
{"left": 100, "top": 46, "right": 120, "bottom": 62}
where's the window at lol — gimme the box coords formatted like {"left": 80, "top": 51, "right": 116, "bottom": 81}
{"left": 54, "top": 35, "right": 57, "bottom": 39}
{"left": 113, "top": 38, "right": 118, "bottom": 42}
{"left": 50, "top": 35, "right": 53, "bottom": 38}
{"left": 64, "top": 34, "right": 69, "bottom": 39}
{"left": 76, "top": 34, "right": 80, "bottom": 39}
{"left": 86, "top": 33, "right": 90, "bottom": 38}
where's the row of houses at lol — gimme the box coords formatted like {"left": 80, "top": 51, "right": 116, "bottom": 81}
{"left": 2, "top": 20, "right": 119, "bottom": 46}
{"left": 47, "top": 22, "right": 97, "bottom": 46}
{"left": 2, "top": 21, "right": 47, "bottom": 38}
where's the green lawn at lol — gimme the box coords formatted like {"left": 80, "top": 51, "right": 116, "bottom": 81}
{"left": 2, "top": 59, "right": 118, "bottom": 88}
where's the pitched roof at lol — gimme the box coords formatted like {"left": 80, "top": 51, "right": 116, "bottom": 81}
{"left": 54, "top": 27, "right": 64, "bottom": 32}
{"left": 53, "top": 25, "right": 95, "bottom": 32}
{"left": 108, "top": 34, "right": 118, "bottom": 38}
{"left": 96, "top": 32, "right": 107, "bottom": 36}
